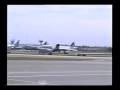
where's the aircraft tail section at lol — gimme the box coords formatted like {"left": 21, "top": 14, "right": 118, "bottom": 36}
{"left": 52, "top": 44, "right": 60, "bottom": 52}
{"left": 15, "top": 40, "right": 20, "bottom": 47}
{"left": 70, "top": 42, "right": 75, "bottom": 47}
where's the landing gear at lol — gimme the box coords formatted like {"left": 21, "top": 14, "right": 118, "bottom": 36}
{"left": 77, "top": 54, "right": 86, "bottom": 56}
{"left": 48, "top": 52, "right": 52, "bottom": 55}
{"left": 63, "top": 50, "right": 68, "bottom": 54}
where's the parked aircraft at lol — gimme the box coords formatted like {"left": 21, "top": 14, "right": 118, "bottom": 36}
{"left": 7, "top": 40, "right": 78, "bottom": 54}
{"left": 7, "top": 40, "right": 22, "bottom": 49}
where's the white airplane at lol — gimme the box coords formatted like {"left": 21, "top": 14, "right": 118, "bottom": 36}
{"left": 7, "top": 40, "right": 78, "bottom": 54}
{"left": 33, "top": 42, "right": 78, "bottom": 54}
{"left": 7, "top": 40, "right": 24, "bottom": 50}
{"left": 23, "top": 43, "right": 53, "bottom": 50}
{"left": 52, "top": 42, "right": 78, "bottom": 54}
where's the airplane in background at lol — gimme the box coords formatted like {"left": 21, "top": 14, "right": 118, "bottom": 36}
{"left": 7, "top": 40, "right": 78, "bottom": 54}
{"left": 21, "top": 42, "right": 78, "bottom": 54}
{"left": 22, "top": 41, "right": 52, "bottom": 50}
{"left": 7, "top": 40, "right": 23, "bottom": 49}
{"left": 7, "top": 40, "right": 54, "bottom": 54}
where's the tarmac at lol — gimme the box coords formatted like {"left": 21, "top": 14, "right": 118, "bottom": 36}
{"left": 7, "top": 55, "right": 112, "bottom": 85}
{"left": 7, "top": 54, "right": 112, "bottom": 60}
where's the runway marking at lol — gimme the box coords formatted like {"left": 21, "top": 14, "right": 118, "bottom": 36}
{"left": 8, "top": 74, "right": 112, "bottom": 77}
{"left": 7, "top": 79, "right": 37, "bottom": 84}
{"left": 8, "top": 71, "right": 112, "bottom": 74}
{"left": 8, "top": 63, "right": 112, "bottom": 68}
{"left": 38, "top": 80, "right": 48, "bottom": 85}
{"left": 8, "top": 79, "right": 49, "bottom": 85}
{"left": 8, "top": 61, "right": 112, "bottom": 64}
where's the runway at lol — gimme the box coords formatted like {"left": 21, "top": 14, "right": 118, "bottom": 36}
{"left": 7, "top": 59, "right": 112, "bottom": 85}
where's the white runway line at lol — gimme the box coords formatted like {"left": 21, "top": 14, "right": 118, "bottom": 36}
{"left": 38, "top": 80, "right": 48, "bottom": 85}
{"left": 8, "top": 61, "right": 112, "bottom": 64}
{"left": 7, "top": 79, "right": 37, "bottom": 84}
{"left": 8, "top": 63, "right": 112, "bottom": 66}
{"left": 8, "top": 74, "right": 112, "bottom": 77}
{"left": 8, "top": 79, "right": 49, "bottom": 85}
{"left": 8, "top": 71, "right": 112, "bottom": 74}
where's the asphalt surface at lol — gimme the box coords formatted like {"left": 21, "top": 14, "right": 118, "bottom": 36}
{"left": 7, "top": 59, "right": 112, "bottom": 85}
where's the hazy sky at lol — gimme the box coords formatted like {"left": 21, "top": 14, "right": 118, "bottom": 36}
{"left": 7, "top": 5, "right": 112, "bottom": 46}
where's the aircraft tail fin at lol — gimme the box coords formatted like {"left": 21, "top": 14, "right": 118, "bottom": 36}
{"left": 70, "top": 42, "right": 75, "bottom": 47}
{"left": 10, "top": 40, "right": 15, "bottom": 45}
{"left": 15, "top": 40, "right": 20, "bottom": 47}
{"left": 52, "top": 44, "right": 60, "bottom": 52}
{"left": 43, "top": 42, "right": 48, "bottom": 45}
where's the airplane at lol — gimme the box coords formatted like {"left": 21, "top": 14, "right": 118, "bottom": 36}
{"left": 32, "top": 42, "right": 78, "bottom": 54}
{"left": 7, "top": 40, "right": 78, "bottom": 55}
{"left": 52, "top": 42, "right": 78, "bottom": 54}
{"left": 8, "top": 40, "right": 24, "bottom": 50}
{"left": 22, "top": 41, "right": 53, "bottom": 50}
